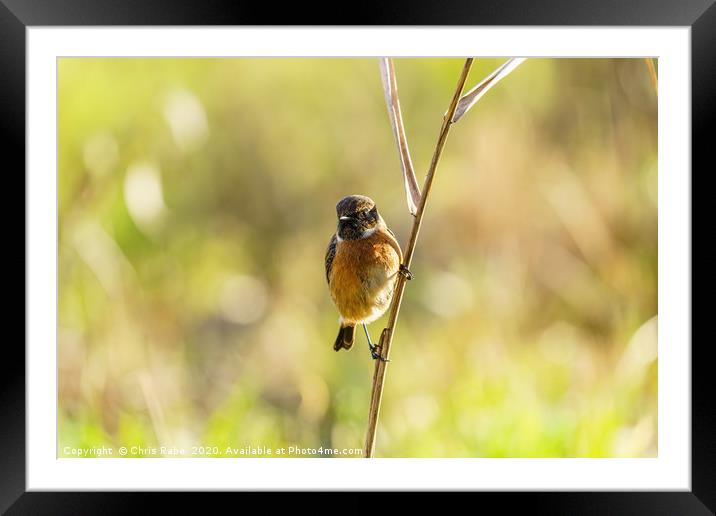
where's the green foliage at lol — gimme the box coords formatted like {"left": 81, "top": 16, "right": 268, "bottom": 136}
{"left": 58, "top": 58, "right": 657, "bottom": 457}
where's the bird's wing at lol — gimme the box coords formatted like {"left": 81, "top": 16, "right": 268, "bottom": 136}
{"left": 382, "top": 225, "right": 404, "bottom": 263}
{"left": 325, "top": 233, "right": 338, "bottom": 284}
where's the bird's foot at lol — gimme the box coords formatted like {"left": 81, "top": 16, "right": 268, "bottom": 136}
{"left": 369, "top": 343, "right": 390, "bottom": 362}
{"left": 399, "top": 264, "right": 413, "bottom": 280}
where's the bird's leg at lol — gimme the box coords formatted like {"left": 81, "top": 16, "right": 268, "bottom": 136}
{"left": 399, "top": 263, "right": 413, "bottom": 280}
{"left": 363, "top": 324, "right": 389, "bottom": 362}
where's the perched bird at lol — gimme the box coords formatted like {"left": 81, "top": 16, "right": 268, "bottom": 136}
{"left": 325, "top": 195, "right": 411, "bottom": 360}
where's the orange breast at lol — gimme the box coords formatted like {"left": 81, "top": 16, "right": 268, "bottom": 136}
{"left": 329, "top": 230, "right": 401, "bottom": 324}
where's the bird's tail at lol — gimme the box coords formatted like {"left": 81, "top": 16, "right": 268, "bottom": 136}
{"left": 333, "top": 324, "right": 355, "bottom": 352}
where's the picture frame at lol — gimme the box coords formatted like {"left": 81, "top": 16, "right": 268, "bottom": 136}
{"left": 3, "top": 0, "right": 709, "bottom": 512}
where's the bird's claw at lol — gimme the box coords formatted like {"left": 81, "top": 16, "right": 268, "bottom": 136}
{"left": 399, "top": 264, "right": 413, "bottom": 280}
{"left": 369, "top": 343, "right": 390, "bottom": 362}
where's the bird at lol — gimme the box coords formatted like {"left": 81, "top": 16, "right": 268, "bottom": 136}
{"left": 325, "top": 195, "right": 412, "bottom": 361}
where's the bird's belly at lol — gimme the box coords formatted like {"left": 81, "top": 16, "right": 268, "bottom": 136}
{"left": 329, "top": 237, "right": 400, "bottom": 324}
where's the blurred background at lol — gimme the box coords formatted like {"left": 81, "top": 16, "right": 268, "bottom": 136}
{"left": 58, "top": 58, "right": 657, "bottom": 458}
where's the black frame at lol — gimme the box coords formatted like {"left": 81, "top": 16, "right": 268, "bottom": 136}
{"left": 3, "top": 1, "right": 711, "bottom": 513}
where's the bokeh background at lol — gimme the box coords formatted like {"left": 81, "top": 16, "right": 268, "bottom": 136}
{"left": 58, "top": 58, "right": 657, "bottom": 458}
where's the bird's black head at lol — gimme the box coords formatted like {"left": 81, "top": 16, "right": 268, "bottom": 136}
{"left": 336, "top": 195, "right": 380, "bottom": 240}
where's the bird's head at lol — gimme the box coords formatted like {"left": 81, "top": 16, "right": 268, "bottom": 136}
{"left": 336, "top": 195, "right": 380, "bottom": 240}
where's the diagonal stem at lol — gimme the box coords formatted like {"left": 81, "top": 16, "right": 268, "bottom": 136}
{"left": 380, "top": 58, "right": 422, "bottom": 215}
{"left": 364, "top": 58, "right": 474, "bottom": 458}
{"left": 452, "top": 58, "right": 525, "bottom": 123}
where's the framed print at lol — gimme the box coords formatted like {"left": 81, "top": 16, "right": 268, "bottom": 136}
{"left": 3, "top": 0, "right": 711, "bottom": 513}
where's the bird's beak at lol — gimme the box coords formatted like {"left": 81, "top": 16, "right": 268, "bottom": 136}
{"left": 339, "top": 216, "right": 355, "bottom": 222}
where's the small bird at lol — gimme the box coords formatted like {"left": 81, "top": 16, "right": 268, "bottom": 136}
{"left": 325, "top": 195, "right": 411, "bottom": 360}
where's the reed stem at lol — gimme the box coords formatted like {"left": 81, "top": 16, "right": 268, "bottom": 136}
{"left": 363, "top": 58, "right": 474, "bottom": 457}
